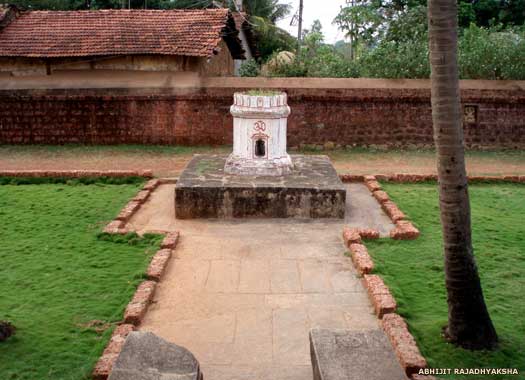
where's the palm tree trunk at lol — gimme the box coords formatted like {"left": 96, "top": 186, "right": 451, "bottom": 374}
{"left": 427, "top": 0, "right": 498, "bottom": 350}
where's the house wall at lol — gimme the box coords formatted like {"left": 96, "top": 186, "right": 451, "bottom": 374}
{"left": 0, "top": 48, "right": 233, "bottom": 76}
{"left": 198, "top": 40, "right": 235, "bottom": 77}
{"left": 0, "top": 77, "right": 523, "bottom": 148}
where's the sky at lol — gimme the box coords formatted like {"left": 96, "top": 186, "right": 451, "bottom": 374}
{"left": 276, "top": 0, "right": 348, "bottom": 45}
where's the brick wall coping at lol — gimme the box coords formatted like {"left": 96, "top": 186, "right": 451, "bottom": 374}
{"left": 203, "top": 77, "right": 525, "bottom": 91}
{"left": 0, "top": 73, "right": 523, "bottom": 92}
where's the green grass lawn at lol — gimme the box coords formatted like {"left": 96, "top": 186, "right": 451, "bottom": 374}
{"left": 0, "top": 180, "right": 161, "bottom": 380}
{"left": 366, "top": 183, "right": 525, "bottom": 379}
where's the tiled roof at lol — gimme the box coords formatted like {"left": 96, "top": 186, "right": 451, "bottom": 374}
{"left": 0, "top": 8, "right": 240, "bottom": 58}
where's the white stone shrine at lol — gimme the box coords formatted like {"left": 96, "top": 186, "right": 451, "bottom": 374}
{"left": 224, "top": 91, "right": 293, "bottom": 176}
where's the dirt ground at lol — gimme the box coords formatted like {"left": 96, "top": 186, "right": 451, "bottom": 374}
{"left": 0, "top": 145, "right": 524, "bottom": 177}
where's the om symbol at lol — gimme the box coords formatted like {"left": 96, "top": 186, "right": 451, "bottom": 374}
{"left": 254, "top": 120, "right": 266, "bottom": 132}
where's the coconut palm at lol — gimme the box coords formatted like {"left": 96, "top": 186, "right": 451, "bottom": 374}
{"left": 242, "top": 0, "right": 291, "bottom": 23}
{"left": 427, "top": 0, "right": 498, "bottom": 349}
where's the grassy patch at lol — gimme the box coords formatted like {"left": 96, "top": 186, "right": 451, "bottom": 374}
{"left": 322, "top": 146, "right": 525, "bottom": 162}
{"left": 0, "top": 182, "right": 162, "bottom": 380}
{"left": 245, "top": 89, "right": 281, "bottom": 96}
{"left": 0, "top": 144, "right": 230, "bottom": 156}
{"left": 0, "top": 176, "right": 145, "bottom": 186}
{"left": 366, "top": 183, "right": 525, "bottom": 379}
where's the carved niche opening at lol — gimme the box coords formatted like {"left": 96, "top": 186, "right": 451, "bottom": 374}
{"left": 463, "top": 105, "right": 478, "bottom": 124}
{"left": 254, "top": 138, "right": 267, "bottom": 158}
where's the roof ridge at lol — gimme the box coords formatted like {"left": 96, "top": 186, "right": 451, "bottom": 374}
{"left": 25, "top": 8, "right": 229, "bottom": 13}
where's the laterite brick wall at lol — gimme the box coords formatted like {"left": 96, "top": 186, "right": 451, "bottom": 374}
{"left": 0, "top": 77, "right": 523, "bottom": 148}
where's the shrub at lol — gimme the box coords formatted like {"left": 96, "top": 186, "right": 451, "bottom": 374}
{"left": 262, "top": 24, "right": 524, "bottom": 80}
{"left": 238, "top": 58, "right": 260, "bottom": 77}
{"left": 359, "top": 39, "right": 431, "bottom": 79}
{"left": 459, "top": 24, "right": 525, "bottom": 80}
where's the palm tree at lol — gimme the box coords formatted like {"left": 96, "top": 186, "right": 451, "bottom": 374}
{"left": 427, "top": 0, "right": 498, "bottom": 350}
{"left": 242, "top": 0, "right": 291, "bottom": 23}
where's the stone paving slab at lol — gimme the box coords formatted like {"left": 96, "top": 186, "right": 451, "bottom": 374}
{"left": 130, "top": 182, "right": 395, "bottom": 380}
{"left": 310, "top": 329, "right": 408, "bottom": 380}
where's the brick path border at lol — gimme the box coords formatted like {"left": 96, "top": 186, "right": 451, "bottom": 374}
{"left": 93, "top": 180, "right": 180, "bottom": 380}
{"left": 342, "top": 226, "right": 428, "bottom": 379}
{"left": 102, "top": 179, "right": 160, "bottom": 234}
{"left": 0, "top": 169, "right": 153, "bottom": 178}
{"left": 340, "top": 173, "right": 525, "bottom": 184}
{"left": 337, "top": 175, "right": 433, "bottom": 378}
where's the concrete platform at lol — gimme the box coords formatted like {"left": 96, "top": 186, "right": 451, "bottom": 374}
{"left": 175, "top": 155, "right": 346, "bottom": 219}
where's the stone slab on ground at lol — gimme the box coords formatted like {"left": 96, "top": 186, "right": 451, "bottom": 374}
{"left": 310, "top": 328, "right": 408, "bottom": 380}
{"left": 175, "top": 154, "right": 346, "bottom": 219}
{"left": 108, "top": 331, "right": 202, "bottom": 380}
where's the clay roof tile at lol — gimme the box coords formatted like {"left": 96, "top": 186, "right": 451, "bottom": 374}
{"left": 0, "top": 8, "right": 240, "bottom": 58}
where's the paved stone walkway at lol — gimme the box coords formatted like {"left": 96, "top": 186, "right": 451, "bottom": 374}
{"left": 129, "top": 183, "right": 394, "bottom": 380}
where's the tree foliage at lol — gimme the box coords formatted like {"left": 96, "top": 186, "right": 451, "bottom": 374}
{"left": 242, "top": 0, "right": 291, "bottom": 23}
{"left": 266, "top": 18, "right": 525, "bottom": 80}
{"left": 334, "top": 0, "right": 525, "bottom": 59}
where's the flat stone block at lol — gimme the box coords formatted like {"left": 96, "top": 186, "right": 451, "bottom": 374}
{"left": 108, "top": 331, "right": 202, "bottom": 380}
{"left": 175, "top": 155, "right": 346, "bottom": 219}
{"left": 310, "top": 328, "right": 408, "bottom": 380}
{"left": 205, "top": 260, "right": 241, "bottom": 293}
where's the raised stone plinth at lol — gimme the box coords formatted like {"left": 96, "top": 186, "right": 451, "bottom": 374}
{"left": 310, "top": 328, "right": 408, "bottom": 380}
{"left": 175, "top": 154, "right": 346, "bottom": 219}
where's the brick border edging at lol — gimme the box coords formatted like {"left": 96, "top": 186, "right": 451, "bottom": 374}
{"left": 338, "top": 174, "right": 518, "bottom": 378}
{"left": 340, "top": 173, "right": 525, "bottom": 184}
{"left": 342, "top": 226, "right": 428, "bottom": 378}
{"left": 93, "top": 180, "right": 180, "bottom": 380}
{"left": 340, "top": 174, "right": 421, "bottom": 240}
{"left": 340, "top": 175, "right": 428, "bottom": 377}
{"left": 342, "top": 172, "right": 525, "bottom": 240}
{"left": 0, "top": 169, "right": 153, "bottom": 178}
{"left": 362, "top": 175, "right": 420, "bottom": 240}
{"left": 103, "top": 179, "right": 160, "bottom": 234}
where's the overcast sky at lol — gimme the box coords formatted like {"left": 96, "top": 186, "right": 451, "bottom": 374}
{"left": 276, "top": 0, "right": 348, "bottom": 44}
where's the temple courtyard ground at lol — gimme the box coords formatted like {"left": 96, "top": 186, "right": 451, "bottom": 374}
{"left": 131, "top": 183, "right": 395, "bottom": 380}
{"left": 0, "top": 147, "right": 523, "bottom": 379}
{"left": 1, "top": 145, "right": 524, "bottom": 178}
